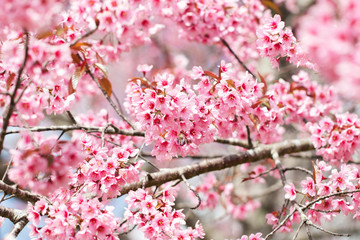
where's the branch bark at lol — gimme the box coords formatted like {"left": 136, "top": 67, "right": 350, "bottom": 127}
{"left": 0, "top": 206, "right": 28, "bottom": 240}
{"left": 120, "top": 138, "right": 314, "bottom": 195}
{"left": 0, "top": 31, "right": 29, "bottom": 154}
{"left": 0, "top": 181, "right": 41, "bottom": 203}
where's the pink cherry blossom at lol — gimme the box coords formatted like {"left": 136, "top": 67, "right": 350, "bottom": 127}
{"left": 284, "top": 183, "right": 297, "bottom": 201}
{"left": 301, "top": 177, "right": 316, "bottom": 197}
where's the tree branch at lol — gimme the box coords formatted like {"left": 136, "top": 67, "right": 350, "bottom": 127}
{"left": 0, "top": 181, "right": 41, "bottom": 203}
{"left": 5, "top": 217, "right": 28, "bottom": 240}
{"left": 0, "top": 31, "right": 29, "bottom": 154}
{"left": 6, "top": 125, "right": 251, "bottom": 148}
{"left": 0, "top": 206, "right": 28, "bottom": 240}
{"left": 120, "top": 139, "right": 314, "bottom": 195}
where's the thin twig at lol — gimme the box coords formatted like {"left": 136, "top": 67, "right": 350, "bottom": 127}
{"left": 180, "top": 173, "right": 201, "bottom": 209}
{"left": 70, "top": 26, "right": 98, "bottom": 48}
{"left": 307, "top": 221, "right": 350, "bottom": 237}
{"left": 112, "top": 91, "right": 125, "bottom": 115}
{"left": 213, "top": 136, "right": 251, "bottom": 148}
{"left": 292, "top": 221, "right": 305, "bottom": 240}
{"left": 5, "top": 125, "right": 144, "bottom": 137}
{"left": 6, "top": 125, "right": 257, "bottom": 148}
{"left": 220, "top": 38, "right": 257, "bottom": 80}
{"left": 264, "top": 208, "right": 296, "bottom": 240}
{"left": 66, "top": 111, "right": 77, "bottom": 125}
{"left": 85, "top": 63, "right": 137, "bottom": 130}
{"left": 305, "top": 224, "right": 312, "bottom": 240}
{"left": 284, "top": 167, "right": 312, "bottom": 176}
{"left": 138, "top": 155, "right": 160, "bottom": 171}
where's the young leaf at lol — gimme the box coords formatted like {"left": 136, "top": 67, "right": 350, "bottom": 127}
{"left": 258, "top": 72, "right": 267, "bottom": 95}
{"left": 6, "top": 73, "right": 16, "bottom": 90}
{"left": 70, "top": 41, "right": 92, "bottom": 52}
{"left": 99, "top": 77, "right": 112, "bottom": 97}
{"left": 94, "top": 63, "right": 108, "bottom": 78}
{"left": 203, "top": 70, "right": 220, "bottom": 81}
{"left": 261, "top": 0, "right": 282, "bottom": 16}
{"left": 69, "top": 62, "right": 86, "bottom": 94}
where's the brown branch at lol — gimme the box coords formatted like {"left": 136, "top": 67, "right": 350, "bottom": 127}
{"left": 120, "top": 139, "right": 314, "bottom": 195}
{"left": 0, "top": 206, "right": 28, "bottom": 239}
{"left": 5, "top": 217, "right": 28, "bottom": 240}
{"left": 5, "top": 125, "right": 145, "bottom": 137}
{"left": 0, "top": 31, "right": 29, "bottom": 154}
{"left": 5, "top": 125, "right": 252, "bottom": 148}
{"left": 0, "top": 181, "right": 41, "bottom": 203}
{"left": 0, "top": 206, "right": 26, "bottom": 223}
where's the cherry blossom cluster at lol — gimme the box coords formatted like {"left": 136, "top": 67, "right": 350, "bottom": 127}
{"left": 200, "top": 62, "right": 284, "bottom": 144}
{"left": 269, "top": 70, "right": 341, "bottom": 125}
{"left": 28, "top": 189, "right": 121, "bottom": 239}
{"left": 67, "top": 0, "right": 164, "bottom": 62}
{"left": 266, "top": 206, "right": 301, "bottom": 233}
{"left": 268, "top": 160, "right": 360, "bottom": 232}
{"left": 307, "top": 112, "right": 360, "bottom": 163}
{"left": 0, "top": 35, "right": 97, "bottom": 126}
{"left": 125, "top": 62, "right": 287, "bottom": 160}
{"left": 298, "top": 0, "right": 360, "bottom": 100}
{"left": 68, "top": 110, "right": 143, "bottom": 200}
{"left": 124, "top": 188, "right": 205, "bottom": 240}
{"left": 256, "top": 13, "right": 314, "bottom": 69}
{"left": 0, "top": 0, "right": 64, "bottom": 32}
{"left": 8, "top": 132, "right": 84, "bottom": 195}
{"left": 155, "top": 0, "right": 265, "bottom": 44}
{"left": 73, "top": 134, "right": 143, "bottom": 200}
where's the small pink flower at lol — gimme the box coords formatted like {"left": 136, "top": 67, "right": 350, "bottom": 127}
{"left": 219, "top": 60, "right": 232, "bottom": 73}
{"left": 301, "top": 177, "right": 316, "bottom": 197}
{"left": 284, "top": 183, "right": 296, "bottom": 201}
{"left": 191, "top": 66, "right": 204, "bottom": 79}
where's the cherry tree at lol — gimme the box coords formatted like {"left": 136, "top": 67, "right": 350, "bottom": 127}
{"left": 0, "top": 0, "right": 360, "bottom": 239}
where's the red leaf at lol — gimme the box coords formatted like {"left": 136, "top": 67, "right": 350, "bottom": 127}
{"left": 98, "top": 77, "right": 112, "bottom": 97}
{"left": 6, "top": 73, "right": 16, "bottom": 90}
{"left": 258, "top": 72, "right": 267, "bottom": 95}
{"left": 70, "top": 41, "right": 92, "bottom": 52}
{"left": 261, "top": 0, "right": 282, "bottom": 16}
{"left": 69, "top": 61, "right": 86, "bottom": 94}
{"left": 203, "top": 70, "right": 220, "bottom": 81}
